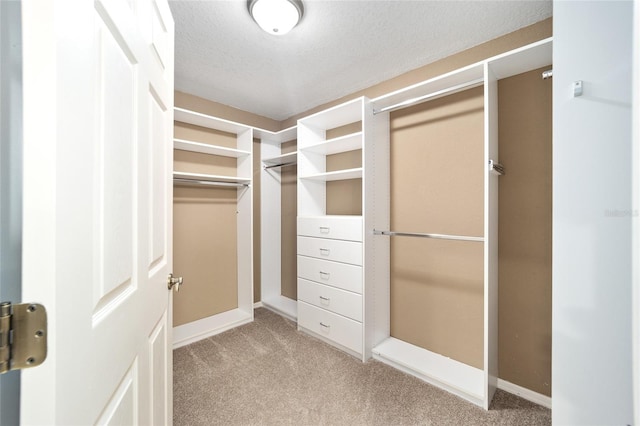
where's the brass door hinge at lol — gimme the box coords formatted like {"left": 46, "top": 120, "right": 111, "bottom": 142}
{"left": 0, "top": 302, "right": 48, "bottom": 374}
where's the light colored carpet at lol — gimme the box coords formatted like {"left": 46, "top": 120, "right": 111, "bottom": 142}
{"left": 174, "top": 308, "right": 551, "bottom": 425}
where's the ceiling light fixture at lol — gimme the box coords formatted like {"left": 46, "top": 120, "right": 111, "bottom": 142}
{"left": 248, "top": 0, "right": 303, "bottom": 36}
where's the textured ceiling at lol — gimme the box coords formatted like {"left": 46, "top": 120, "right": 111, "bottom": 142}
{"left": 169, "top": 0, "right": 552, "bottom": 121}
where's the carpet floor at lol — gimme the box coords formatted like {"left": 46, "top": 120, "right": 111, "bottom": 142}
{"left": 174, "top": 308, "right": 551, "bottom": 425}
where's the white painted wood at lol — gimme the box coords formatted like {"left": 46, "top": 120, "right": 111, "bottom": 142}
{"left": 173, "top": 171, "right": 251, "bottom": 185}
{"left": 496, "top": 379, "right": 551, "bottom": 409}
{"left": 553, "top": 2, "right": 634, "bottom": 424}
{"left": 174, "top": 138, "right": 250, "bottom": 158}
{"left": 372, "top": 337, "right": 484, "bottom": 406}
{"left": 172, "top": 308, "right": 253, "bottom": 349}
{"left": 236, "top": 127, "right": 254, "bottom": 314}
{"left": 260, "top": 128, "right": 298, "bottom": 321}
{"left": 298, "top": 278, "right": 362, "bottom": 321}
{"left": 634, "top": 2, "right": 640, "bottom": 424}
{"left": 297, "top": 236, "right": 363, "bottom": 266}
{"left": 486, "top": 38, "right": 552, "bottom": 80}
{"left": 483, "top": 63, "right": 499, "bottom": 410}
{"left": 20, "top": 0, "right": 174, "bottom": 424}
{"left": 297, "top": 216, "right": 363, "bottom": 241}
{"left": 298, "top": 97, "right": 364, "bottom": 131}
{"left": 297, "top": 255, "right": 363, "bottom": 294}
{"left": 299, "top": 168, "right": 363, "bottom": 181}
{"left": 372, "top": 63, "right": 484, "bottom": 113}
{"left": 262, "top": 151, "right": 297, "bottom": 167}
{"left": 297, "top": 301, "right": 363, "bottom": 354}
{"left": 174, "top": 107, "right": 254, "bottom": 135}
{"left": 301, "top": 132, "right": 363, "bottom": 155}
{"left": 261, "top": 297, "right": 297, "bottom": 321}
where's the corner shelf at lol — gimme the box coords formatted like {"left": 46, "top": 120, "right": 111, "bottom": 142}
{"left": 174, "top": 138, "right": 250, "bottom": 158}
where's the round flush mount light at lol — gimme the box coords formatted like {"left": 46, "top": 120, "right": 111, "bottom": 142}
{"left": 248, "top": 0, "right": 304, "bottom": 36}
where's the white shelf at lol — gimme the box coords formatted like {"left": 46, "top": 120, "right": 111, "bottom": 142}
{"left": 299, "top": 167, "right": 363, "bottom": 181}
{"left": 262, "top": 151, "right": 297, "bottom": 167}
{"left": 173, "top": 171, "right": 250, "bottom": 184}
{"left": 174, "top": 107, "right": 251, "bottom": 135}
{"left": 174, "top": 138, "right": 250, "bottom": 158}
{"left": 302, "top": 132, "right": 363, "bottom": 155}
{"left": 299, "top": 97, "right": 364, "bottom": 130}
{"left": 372, "top": 337, "right": 484, "bottom": 406}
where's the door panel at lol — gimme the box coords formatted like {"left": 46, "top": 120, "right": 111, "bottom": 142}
{"left": 20, "top": 0, "right": 174, "bottom": 424}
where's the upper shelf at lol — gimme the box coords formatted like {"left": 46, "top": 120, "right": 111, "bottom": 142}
{"left": 174, "top": 107, "right": 252, "bottom": 135}
{"left": 301, "top": 132, "right": 362, "bottom": 156}
{"left": 299, "top": 97, "right": 364, "bottom": 130}
{"left": 174, "top": 138, "right": 250, "bottom": 158}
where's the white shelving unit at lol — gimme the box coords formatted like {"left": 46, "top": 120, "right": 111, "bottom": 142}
{"left": 259, "top": 126, "right": 299, "bottom": 320}
{"left": 172, "top": 108, "right": 254, "bottom": 348}
{"left": 296, "top": 97, "right": 390, "bottom": 362}
{"left": 368, "top": 37, "right": 552, "bottom": 409}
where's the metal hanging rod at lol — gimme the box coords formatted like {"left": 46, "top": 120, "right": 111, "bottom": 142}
{"left": 373, "top": 229, "right": 484, "bottom": 242}
{"left": 489, "top": 160, "right": 505, "bottom": 176}
{"left": 373, "top": 78, "right": 485, "bottom": 115}
{"left": 263, "top": 162, "right": 297, "bottom": 170}
{"left": 173, "top": 178, "right": 249, "bottom": 188}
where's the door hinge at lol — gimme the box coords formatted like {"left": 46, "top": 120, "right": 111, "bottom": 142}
{"left": 0, "top": 301, "right": 48, "bottom": 374}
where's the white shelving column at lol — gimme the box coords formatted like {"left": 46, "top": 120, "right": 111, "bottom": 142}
{"left": 368, "top": 38, "right": 552, "bottom": 409}
{"left": 172, "top": 107, "right": 254, "bottom": 347}
{"left": 296, "top": 97, "right": 389, "bottom": 362}
{"left": 258, "top": 126, "right": 298, "bottom": 320}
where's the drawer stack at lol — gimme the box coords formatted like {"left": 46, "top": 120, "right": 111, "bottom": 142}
{"left": 297, "top": 216, "right": 364, "bottom": 355}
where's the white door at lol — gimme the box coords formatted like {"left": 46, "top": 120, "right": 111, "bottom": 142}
{"left": 20, "top": 0, "right": 174, "bottom": 424}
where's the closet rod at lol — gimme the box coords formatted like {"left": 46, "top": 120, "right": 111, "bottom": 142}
{"left": 173, "top": 178, "right": 249, "bottom": 188}
{"left": 373, "top": 78, "right": 484, "bottom": 115}
{"left": 263, "top": 162, "right": 297, "bottom": 170}
{"left": 373, "top": 229, "right": 484, "bottom": 242}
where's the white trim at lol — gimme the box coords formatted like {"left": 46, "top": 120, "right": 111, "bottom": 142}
{"left": 253, "top": 301, "right": 264, "bottom": 309}
{"left": 497, "top": 379, "right": 552, "bottom": 409}
{"left": 172, "top": 308, "right": 253, "bottom": 349}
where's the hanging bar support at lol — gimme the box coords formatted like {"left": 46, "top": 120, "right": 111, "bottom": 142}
{"left": 373, "top": 78, "right": 484, "bottom": 115}
{"left": 173, "top": 178, "right": 249, "bottom": 188}
{"left": 373, "top": 229, "right": 484, "bottom": 242}
{"left": 488, "top": 160, "right": 505, "bottom": 176}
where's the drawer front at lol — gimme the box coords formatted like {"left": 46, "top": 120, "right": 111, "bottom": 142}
{"left": 297, "top": 301, "right": 362, "bottom": 355}
{"left": 297, "top": 216, "right": 362, "bottom": 242}
{"left": 298, "top": 278, "right": 362, "bottom": 322}
{"left": 297, "top": 256, "right": 363, "bottom": 294}
{"left": 297, "top": 236, "right": 362, "bottom": 266}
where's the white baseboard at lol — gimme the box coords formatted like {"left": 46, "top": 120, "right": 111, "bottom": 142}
{"left": 172, "top": 308, "right": 253, "bottom": 349}
{"left": 253, "top": 301, "right": 263, "bottom": 308}
{"left": 497, "top": 378, "right": 551, "bottom": 409}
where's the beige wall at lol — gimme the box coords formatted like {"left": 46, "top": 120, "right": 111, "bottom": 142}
{"left": 389, "top": 87, "right": 486, "bottom": 369}
{"left": 497, "top": 66, "right": 552, "bottom": 396}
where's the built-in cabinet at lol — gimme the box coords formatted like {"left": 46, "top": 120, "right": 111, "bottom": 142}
{"left": 296, "top": 98, "right": 389, "bottom": 361}
{"left": 172, "top": 108, "right": 254, "bottom": 347}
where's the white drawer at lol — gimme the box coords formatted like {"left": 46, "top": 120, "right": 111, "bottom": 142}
{"left": 298, "top": 278, "right": 362, "bottom": 322}
{"left": 297, "top": 236, "right": 362, "bottom": 266}
{"left": 297, "top": 256, "right": 363, "bottom": 294}
{"left": 297, "top": 301, "right": 362, "bottom": 355}
{"left": 297, "top": 216, "right": 362, "bottom": 242}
